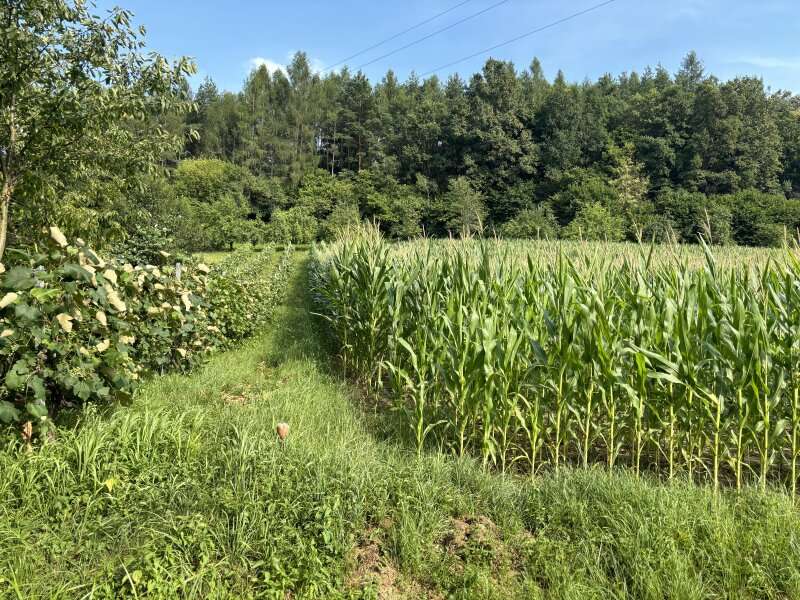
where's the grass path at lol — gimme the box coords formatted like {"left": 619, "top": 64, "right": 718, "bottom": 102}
{"left": 1, "top": 257, "right": 800, "bottom": 599}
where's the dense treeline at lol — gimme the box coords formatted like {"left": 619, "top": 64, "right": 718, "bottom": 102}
{"left": 169, "top": 50, "right": 800, "bottom": 248}
{"left": 4, "top": 0, "right": 800, "bottom": 252}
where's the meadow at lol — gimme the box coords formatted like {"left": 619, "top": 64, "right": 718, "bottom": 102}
{"left": 312, "top": 228, "right": 800, "bottom": 494}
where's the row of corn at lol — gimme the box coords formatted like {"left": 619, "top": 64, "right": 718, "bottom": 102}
{"left": 312, "top": 226, "right": 800, "bottom": 495}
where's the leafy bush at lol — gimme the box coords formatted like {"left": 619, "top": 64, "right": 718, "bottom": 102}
{"left": 562, "top": 202, "right": 625, "bottom": 241}
{"left": 111, "top": 221, "right": 178, "bottom": 266}
{"left": 724, "top": 189, "right": 800, "bottom": 247}
{"left": 172, "top": 159, "right": 248, "bottom": 203}
{"left": 267, "top": 207, "right": 318, "bottom": 244}
{"left": 0, "top": 227, "right": 292, "bottom": 439}
{"left": 499, "top": 205, "right": 560, "bottom": 240}
{"left": 207, "top": 246, "right": 293, "bottom": 344}
{"left": 320, "top": 202, "right": 361, "bottom": 241}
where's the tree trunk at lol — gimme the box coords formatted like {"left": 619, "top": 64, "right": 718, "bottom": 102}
{"left": 0, "top": 178, "right": 13, "bottom": 262}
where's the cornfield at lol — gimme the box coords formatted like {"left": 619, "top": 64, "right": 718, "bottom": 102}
{"left": 311, "top": 226, "right": 800, "bottom": 494}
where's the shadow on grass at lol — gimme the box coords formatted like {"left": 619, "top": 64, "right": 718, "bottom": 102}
{"left": 267, "top": 256, "right": 338, "bottom": 367}
{"left": 267, "top": 256, "right": 415, "bottom": 448}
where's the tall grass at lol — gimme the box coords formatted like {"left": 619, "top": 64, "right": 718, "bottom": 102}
{"left": 312, "top": 226, "right": 800, "bottom": 494}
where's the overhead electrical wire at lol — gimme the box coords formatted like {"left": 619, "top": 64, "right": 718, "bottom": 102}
{"left": 324, "top": 0, "right": 478, "bottom": 72}
{"left": 421, "top": 0, "right": 619, "bottom": 77}
{"left": 355, "top": 0, "right": 512, "bottom": 71}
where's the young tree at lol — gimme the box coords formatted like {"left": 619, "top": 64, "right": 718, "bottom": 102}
{"left": 441, "top": 177, "right": 486, "bottom": 236}
{"left": 499, "top": 205, "right": 560, "bottom": 240}
{"left": 0, "top": 0, "right": 194, "bottom": 258}
{"left": 563, "top": 202, "right": 625, "bottom": 241}
{"left": 610, "top": 144, "right": 651, "bottom": 240}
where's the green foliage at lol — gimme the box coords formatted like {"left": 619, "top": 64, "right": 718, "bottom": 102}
{"left": 297, "top": 169, "right": 354, "bottom": 221}
{"left": 0, "top": 0, "right": 195, "bottom": 257}
{"left": 441, "top": 177, "right": 486, "bottom": 236}
{"left": 112, "top": 222, "right": 178, "bottom": 267}
{"left": 177, "top": 50, "right": 800, "bottom": 247}
{"left": 2, "top": 276, "right": 798, "bottom": 597}
{"left": 245, "top": 175, "right": 289, "bottom": 219}
{"left": 547, "top": 169, "right": 618, "bottom": 226}
{"left": 723, "top": 189, "right": 800, "bottom": 247}
{"left": 562, "top": 202, "right": 626, "bottom": 241}
{"left": 320, "top": 202, "right": 361, "bottom": 241}
{"left": 0, "top": 228, "right": 292, "bottom": 437}
{"left": 313, "top": 230, "right": 800, "bottom": 494}
{"left": 173, "top": 159, "right": 248, "bottom": 204}
{"left": 207, "top": 246, "right": 293, "bottom": 343}
{"left": 499, "top": 205, "right": 559, "bottom": 240}
{"left": 0, "top": 229, "right": 212, "bottom": 435}
{"left": 1, "top": 255, "right": 799, "bottom": 598}
{"left": 267, "top": 207, "right": 319, "bottom": 244}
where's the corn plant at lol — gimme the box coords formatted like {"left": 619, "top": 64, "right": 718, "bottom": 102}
{"left": 311, "top": 224, "right": 800, "bottom": 493}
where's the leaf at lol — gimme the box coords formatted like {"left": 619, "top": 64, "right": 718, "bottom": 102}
{"left": 2, "top": 267, "right": 35, "bottom": 291}
{"left": 0, "top": 401, "right": 20, "bottom": 424}
{"left": 26, "top": 402, "right": 48, "bottom": 419}
{"left": 5, "top": 361, "right": 29, "bottom": 391}
{"left": 49, "top": 226, "right": 68, "bottom": 247}
{"left": 29, "top": 287, "right": 61, "bottom": 303}
{"left": 56, "top": 313, "right": 74, "bottom": 332}
{"left": 73, "top": 381, "right": 93, "bottom": 401}
{"left": 60, "top": 264, "right": 93, "bottom": 282}
{"left": 14, "top": 303, "right": 39, "bottom": 322}
{"left": 0, "top": 291, "right": 19, "bottom": 309}
{"left": 29, "top": 376, "right": 46, "bottom": 401}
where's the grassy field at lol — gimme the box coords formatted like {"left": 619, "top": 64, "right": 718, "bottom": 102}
{"left": 2, "top": 256, "right": 799, "bottom": 599}
{"left": 195, "top": 244, "right": 311, "bottom": 266}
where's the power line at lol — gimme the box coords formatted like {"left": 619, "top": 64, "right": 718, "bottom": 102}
{"left": 356, "top": 0, "right": 512, "bottom": 71}
{"left": 421, "top": 0, "right": 619, "bottom": 77}
{"left": 324, "top": 0, "right": 478, "bottom": 72}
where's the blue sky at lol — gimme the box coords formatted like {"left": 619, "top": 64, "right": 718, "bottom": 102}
{"left": 93, "top": 0, "right": 800, "bottom": 93}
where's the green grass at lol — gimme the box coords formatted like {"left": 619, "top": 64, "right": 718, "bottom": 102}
{"left": 194, "top": 244, "right": 311, "bottom": 266}
{"left": 1, "top": 258, "right": 799, "bottom": 599}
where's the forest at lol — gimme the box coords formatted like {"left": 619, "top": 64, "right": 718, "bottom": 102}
{"left": 6, "top": 32, "right": 800, "bottom": 256}
{"left": 167, "top": 51, "right": 800, "bottom": 249}
{"left": 180, "top": 51, "right": 800, "bottom": 247}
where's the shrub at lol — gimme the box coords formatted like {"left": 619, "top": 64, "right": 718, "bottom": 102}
{"left": 724, "top": 189, "right": 800, "bottom": 247}
{"left": 320, "top": 202, "right": 361, "bottom": 241}
{"left": 499, "top": 205, "right": 560, "bottom": 240}
{"left": 656, "top": 190, "right": 733, "bottom": 245}
{"left": 173, "top": 159, "right": 247, "bottom": 203}
{"left": 207, "top": 246, "right": 293, "bottom": 344}
{"left": 267, "top": 207, "right": 318, "bottom": 244}
{"left": 0, "top": 228, "right": 214, "bottom": 435}
{"left": 111, "top": 221, "right": 178, "bottom": 266}
{"left": 0, "top": 227, "right": 292, "bottom": 439}
{"left": 562, "top": 202, "right": 625, "bottom": 241}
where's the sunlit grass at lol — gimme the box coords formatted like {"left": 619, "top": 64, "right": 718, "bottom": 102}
{"left": 1, "top": 257, "right": 799, "bottom": 598}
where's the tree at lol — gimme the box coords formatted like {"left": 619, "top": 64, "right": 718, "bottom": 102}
{"left": 441, "top": 177, "right": 486, "bottom": 236}
{"left": 0, "top": 0, "right": 195, "bottom": 258}
{"left": 267, "top": 207, "right": 318, "bottom": 244}
{"left": 610, "top": 144, "right": 651, "bottom": 240}
{"left": 562, "top": 202, "right": 625, "bottom": 241}
{"left": 499, "top": 205, "right": 559, "bottom": 240}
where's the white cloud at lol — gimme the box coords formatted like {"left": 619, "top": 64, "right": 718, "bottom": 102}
{"left": 247, "top": 57, "right": 287, "bottom": 75}
{"left": 284, "top": 51, "right": 326, "bottom": 74}
{"left": 247, "top": 54, "right": 326, "bottom": 77}
{"left": 735, "top": 56, "right": 800, "bottom": 70}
